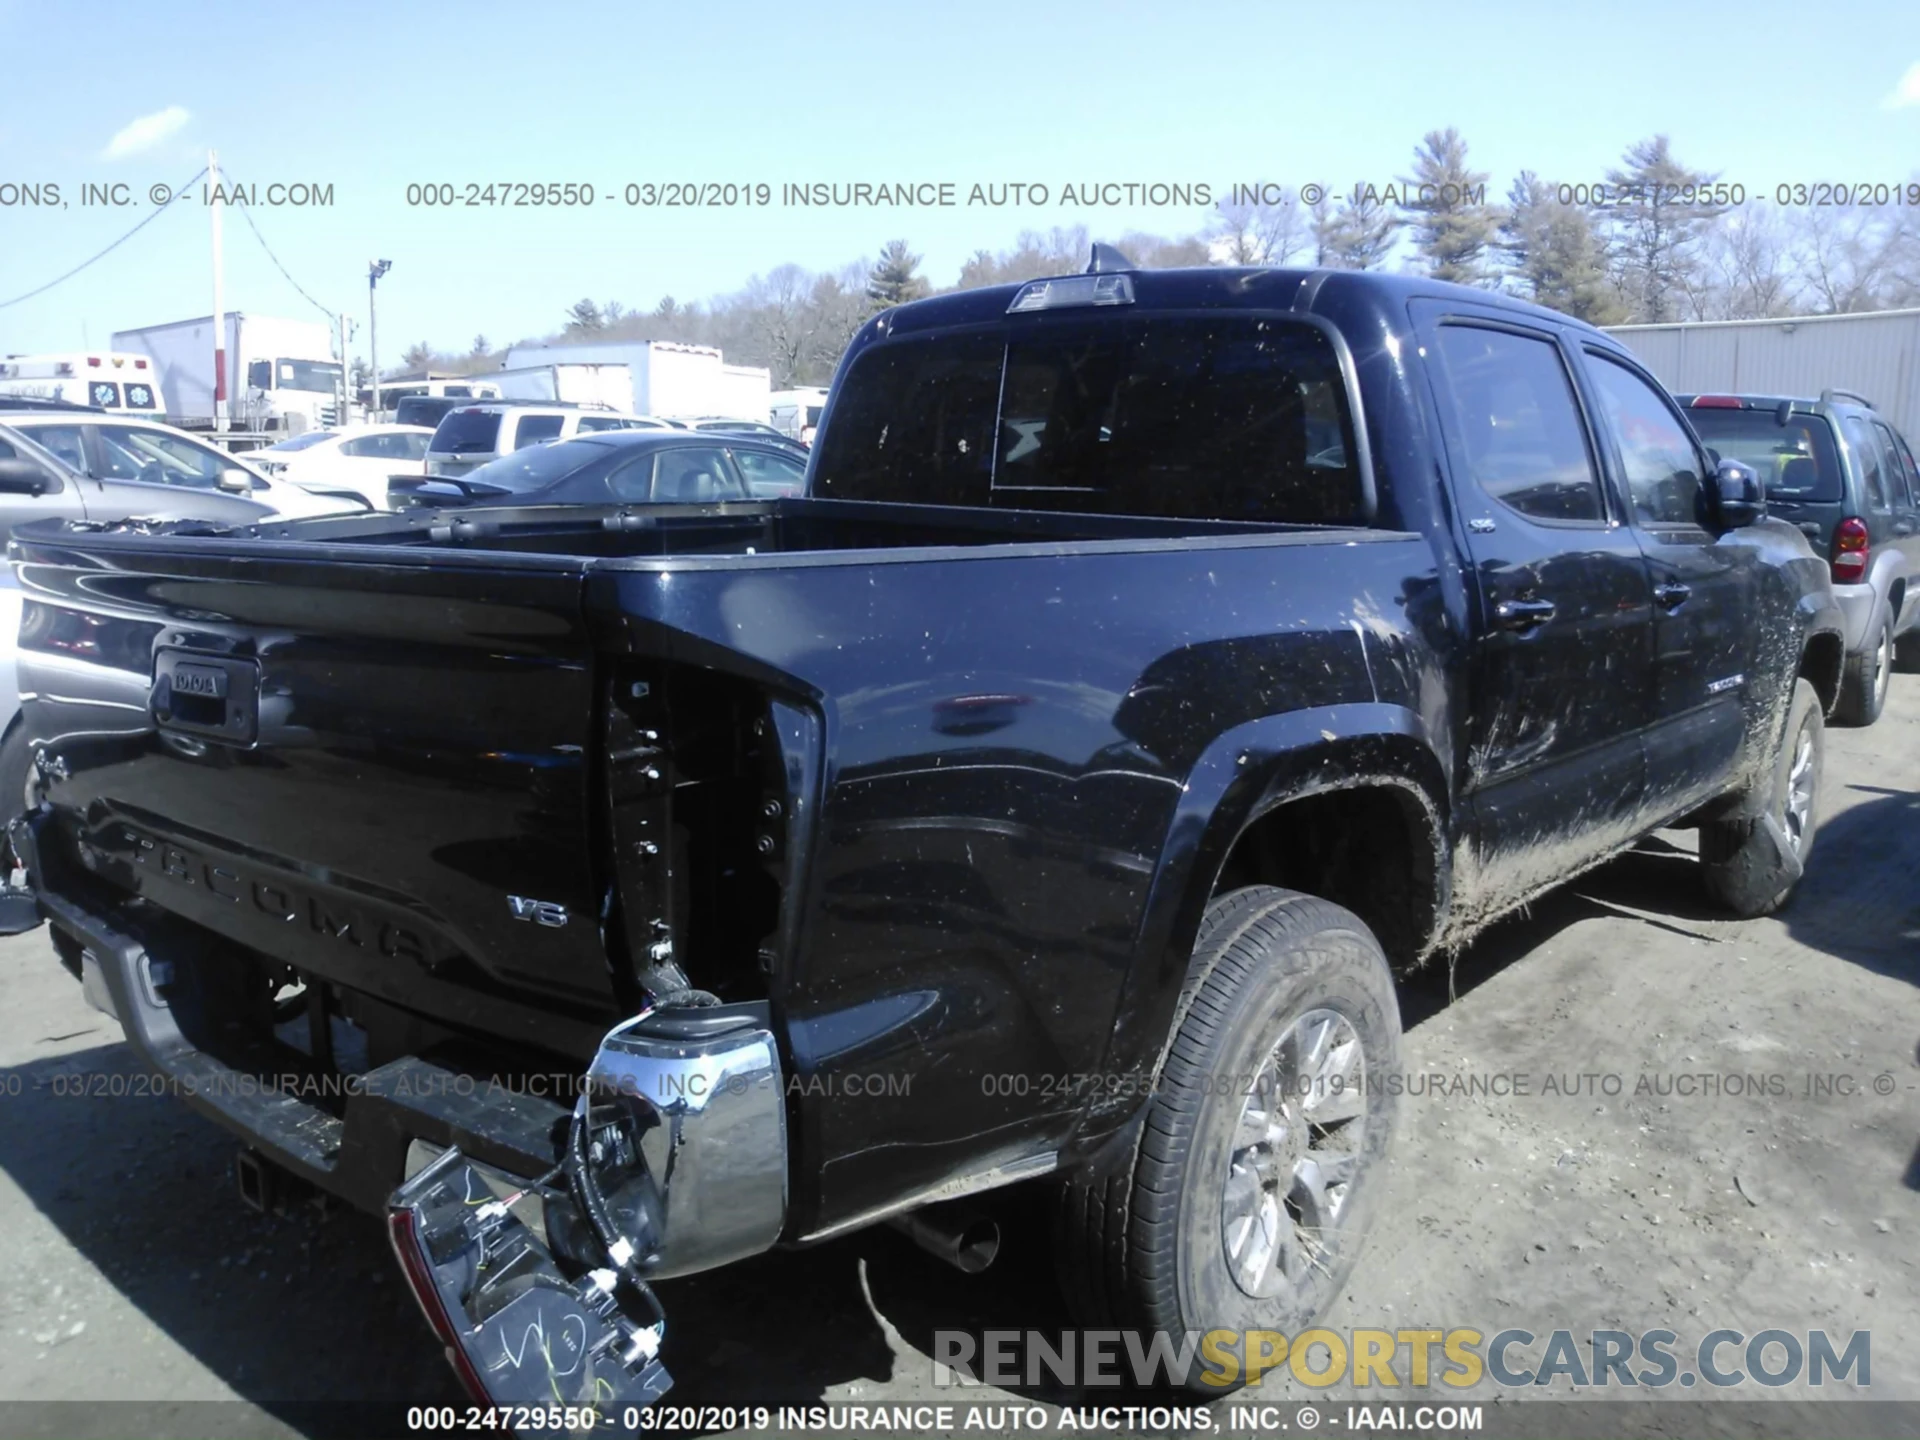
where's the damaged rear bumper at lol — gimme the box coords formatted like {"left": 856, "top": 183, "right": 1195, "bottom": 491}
{"left": 22, "top": 818, "right": 790, "bottom": 1414}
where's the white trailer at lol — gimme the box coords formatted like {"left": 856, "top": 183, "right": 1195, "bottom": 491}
{"left": 486, "top": 362, "right": 634, "bottom": 410}
{"left": 1607, "top": 307, "right": 1920, "bottom": 439}
{"left": 502, "top": 340, "right": 771, "bottom": 424}
{"left": 112, "top": 313, "right": 343, "bottom": 434}
{"left": 768, "top": 387, "right": 831, "bottom": 442}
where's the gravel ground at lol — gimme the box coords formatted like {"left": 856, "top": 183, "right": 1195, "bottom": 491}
{"left": 0, "top": 679, "right": 1914, "bottom": 1437}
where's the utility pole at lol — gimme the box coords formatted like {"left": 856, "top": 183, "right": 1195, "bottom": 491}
{"left": 335, "top": 313, "right": 355, "bottom": 425}
{"left": 368, "top": 259, "right": 391, "bottom": 421}
{"left": 210, "top": 149, "right": 227, "bottom": 433}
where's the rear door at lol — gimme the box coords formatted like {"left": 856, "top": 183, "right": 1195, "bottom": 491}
{"left": 1581, "top": 350, "right": 1758, "bottom": 818}
{"left": 1414, "top": 304, "right": 1655, "bottom": 896}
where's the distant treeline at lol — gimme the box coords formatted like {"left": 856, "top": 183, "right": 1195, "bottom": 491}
{"left": 378, "top": 132, "right": 1920, "bottom": 391}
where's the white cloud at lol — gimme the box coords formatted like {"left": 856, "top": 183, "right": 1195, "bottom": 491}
{"left": 1883, "top": 61, "right": 1920, "bottom": 110}
{"left": 101, "top": 105, "right": 190, "bottom": 159}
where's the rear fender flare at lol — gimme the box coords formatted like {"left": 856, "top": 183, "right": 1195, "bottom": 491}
{"left": 1089, "top": 703, "right": 1448, "bottom": 1110}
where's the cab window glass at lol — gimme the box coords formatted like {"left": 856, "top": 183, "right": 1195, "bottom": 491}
{"left": 1586, "top": 355, "right": 1706, "bottom": 527}
{"left": 1843, "top": 416, "right": 1890, "bottom": 509}
{"left": 1431, "top": 325, "right": 1602, "bottom": 523}
{"left": 1871, "top": 421, "right": 1912, "bottom": 507}
{"left": 11, "top": 425, "right": 87, "bottom": 474}
{"left": 733, "top": 447, "right": 807, "bottom": 496}
{"left": 95, "top": 425, "right": 231, "bottom": 488}
{"left": 513, "top": 415, "right": 565, "bottom": 449}
{"left": 652, "top": 447, "right": 744, "bottom": 502}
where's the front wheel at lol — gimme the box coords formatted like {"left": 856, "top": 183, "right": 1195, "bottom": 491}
{"left": 1053, "top": 886, "right": 1400, "bottom": 1394}
{"left": 1700, "top": 678, "right": 1822, "bottom": 917}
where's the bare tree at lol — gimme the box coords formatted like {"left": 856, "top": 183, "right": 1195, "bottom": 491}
{"left": 1207, "top": 193, "right": 1309, "bottom": 265}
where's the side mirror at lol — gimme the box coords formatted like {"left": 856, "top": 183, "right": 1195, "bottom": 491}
{"left": 0, "top": 458, "right": 51, "bottom": 496}
{"left": 1714, "top": 457, "right": 1764, "bottom": 529}
{"left": 218, "top": 467, "right": 254, "bottom": 494}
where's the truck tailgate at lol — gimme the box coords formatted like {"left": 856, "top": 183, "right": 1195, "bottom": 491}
{"left": 13, "top": 534, "right": 619, "bottom": 1033}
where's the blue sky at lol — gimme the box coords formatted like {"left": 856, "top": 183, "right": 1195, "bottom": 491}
{"left": 2, "top": 0, "right": 1917, "bottom": 362}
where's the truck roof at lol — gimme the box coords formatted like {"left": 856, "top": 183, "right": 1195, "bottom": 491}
{"left": 878, "top": 265, "right": 1615, "bottom": 343}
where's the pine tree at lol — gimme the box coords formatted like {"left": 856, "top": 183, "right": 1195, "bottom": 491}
{"left": 1602, "top": 136, "right": 1727, "bottom": 322}
{"left": 470, "top": 334, "right": 490, "bottom": 357}
{"left": 866, "top": 239, "right": 929, "bottom": 308}
{"left": 1399, "top": 129, "right": 1498, "bottom": 285}
{"left": 1499, "top": 172, "right": 1624, "bottom": 324}
{"left": 1315, "top": 192, "right": 1399, "bottom": 271}
{"left": 565, "top": 298, "right": 604, "bottom": 334}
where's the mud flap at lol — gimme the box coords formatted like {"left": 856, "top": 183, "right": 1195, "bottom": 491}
{"left": 388, "top": 1147, "right": 671, "bottom": 1415}
{"left": 1756, "top": 810, "right": 1806, "bottom": 891}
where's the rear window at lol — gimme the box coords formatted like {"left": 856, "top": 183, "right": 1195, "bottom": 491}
{"left": 432, "top": 409, "right": 503, "bottom": 453}
{"left": 814, "top": 315, "right": 1364, "bottom": 523}
{"left": 463, "top": 437, "right": 614, "bottom": 494}
{"left": 1685, "top": 408, "right": 1842, "bottom": 503}
{"left": 396, "top": 396, "right": 458, "bottom": 429}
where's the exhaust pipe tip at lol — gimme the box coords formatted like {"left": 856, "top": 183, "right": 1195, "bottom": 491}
{"left": 888, "top": 1203, "right": 1000, "bottom": 1274}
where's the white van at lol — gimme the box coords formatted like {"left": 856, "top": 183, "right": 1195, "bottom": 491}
{"left": 0, "top": 352, "right": 165, "bottom": 415}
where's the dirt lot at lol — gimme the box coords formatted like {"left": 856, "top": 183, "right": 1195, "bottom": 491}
{"left": 0, "top": 678, "right": 1914, "bottom": 1437}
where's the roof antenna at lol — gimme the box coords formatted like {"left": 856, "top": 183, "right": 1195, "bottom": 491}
{"left": 1086, "top": 243, "right": 1135, "bottom": 274}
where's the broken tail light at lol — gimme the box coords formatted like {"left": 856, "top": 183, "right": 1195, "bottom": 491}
{"left": 1831, "top": 517, "right": 1870, "bottom": 585}
{"left": 387, "top": 1147, "right": 671, "bottom": 1416}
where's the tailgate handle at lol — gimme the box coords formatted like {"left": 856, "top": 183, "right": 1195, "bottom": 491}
{"left": 151, "top": 652, "right": 260, "bottom": 745}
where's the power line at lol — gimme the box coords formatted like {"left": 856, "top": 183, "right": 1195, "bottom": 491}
{"left": 233, "top": 201, "right": 337, "bottom": 322}
{"left": 0, "top": 167, "right": 209, "bottom": 311}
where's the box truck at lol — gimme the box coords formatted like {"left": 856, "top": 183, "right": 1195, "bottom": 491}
{"left": 111, "top": 313, "right": 343, "bottom": 434}
{"left": 501, "top": 340, "right": 770, "bottom": 423}
{"left": 485, "top": 362, "right": 634, "bottom": 410}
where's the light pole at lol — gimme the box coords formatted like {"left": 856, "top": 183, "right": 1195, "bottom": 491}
{"left": 368, "top": 258, "right": 392, "bottom": 420}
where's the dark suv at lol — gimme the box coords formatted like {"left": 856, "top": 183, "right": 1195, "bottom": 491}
{"left": 1681, "top": 389, "right": 1920, "bottom": 724}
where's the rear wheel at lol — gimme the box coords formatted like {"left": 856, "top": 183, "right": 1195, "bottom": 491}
{"left": 1700, "top": 678, "right": 1822, "bottom": 917}
{"left": 1053, "top": 886, "right": 1400, "bottom": 1393}
{"left": 1836, "top": 614, "right": 1892, "bottom": 725}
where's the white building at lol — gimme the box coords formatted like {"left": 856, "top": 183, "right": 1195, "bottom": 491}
{"left": 1607, "top": 308, "right": 1920, "bottom": 438}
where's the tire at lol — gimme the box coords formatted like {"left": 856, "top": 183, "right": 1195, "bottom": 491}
{"left": 1700, "top": 678, "right": 1822, "bottom": 918}
{"left": 1053, "top": 886, "right": 1400, "bottom": 1395}
{"left": 1835, "top": 614, "right": 1892, "bottom": 725}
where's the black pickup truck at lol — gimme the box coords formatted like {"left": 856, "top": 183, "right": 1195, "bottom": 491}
{"left": 9, "top": 262, "right": 1843, "bottom": 1407}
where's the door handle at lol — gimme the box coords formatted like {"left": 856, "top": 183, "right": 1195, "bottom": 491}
{"left": 1655, "top": 581, "right": 1692, "bottom": 611}
{"left": 1493, "top": 598, "right": 1557, "bottom": 632}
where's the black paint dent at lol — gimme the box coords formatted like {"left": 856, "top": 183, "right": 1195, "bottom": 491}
{"left": 9, "top": 266, "right": 1841, "bottom": 1243}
